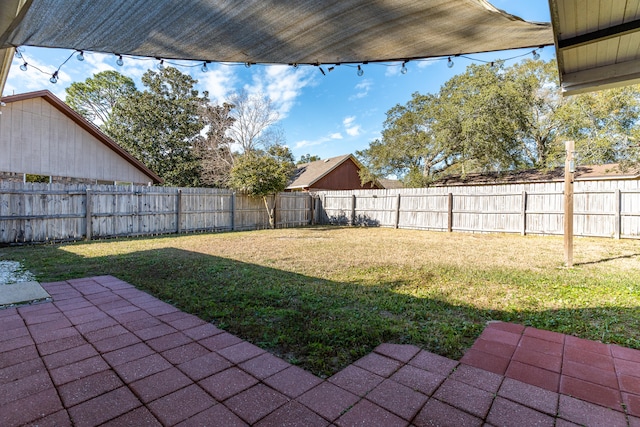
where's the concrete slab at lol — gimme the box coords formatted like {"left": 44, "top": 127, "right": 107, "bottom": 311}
{"left": 0, "top": 281, "right": 52, "bottom": 309}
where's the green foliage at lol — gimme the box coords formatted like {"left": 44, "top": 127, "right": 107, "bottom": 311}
{"left": 228, "top": 145, "right": 295, "bottom": 227}
{"left": 298, "top": 154, "right": 321, "bottom": 164}
{"left": 105, "top": 67, "right": 209, "bottom": 187}
{"left": 65, "top": 70, "right": 137, "bottom": 126}
{"left": 229, "top": 145, "right": 295, "bottom": 196}
{"left": 359, "top": 59, "right": 640, "bottom": 187}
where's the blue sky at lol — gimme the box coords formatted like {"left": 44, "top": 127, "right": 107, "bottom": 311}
{"left": 3, "top": 0, "right": 554, "bottom": 162}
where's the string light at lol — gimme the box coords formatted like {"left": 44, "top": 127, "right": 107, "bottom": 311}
{"left": 13, "top": 45, "right": 551, "bottom": 85}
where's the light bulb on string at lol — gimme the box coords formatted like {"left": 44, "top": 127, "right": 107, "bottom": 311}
{"left": 50, "top": 71, "right": 58, "bottom": 84}
{"left": 201, "top": 62, "right": 209, "bottom": 73}
{"left": 245, "top": 62, "right": 252, "bottom": 68}
{"left": 20, "top": 62, "right": 28, "bottom": 71}
{"left": 357, "top": 65, "right": 364, "bottom": 77}
{"left": 447, "top": 57, "right": 454, "bottom": 68}
{"left": 116, "top": 55, "right": 124, "bottom": 66}
{"left": 156, "top": 59, "right": 164, "bottom": 70}
{"left": 76, "top": 51, "right": 84, "bottom": 61}
{"left": 532, "top": 50, "right": 540, "bottom": 60}
{"left": 400, "top": 62, "right": 408, "bottom": 74}
{"left": 14, "top": 49, "right": 22, "bottom": 59}
{"left": 318, "top": 66, "right": 326, "bottom": 76}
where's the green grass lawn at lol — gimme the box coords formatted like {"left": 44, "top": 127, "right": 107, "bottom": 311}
{"left": 2, "top": 227, "right": 639, "bottom": 378}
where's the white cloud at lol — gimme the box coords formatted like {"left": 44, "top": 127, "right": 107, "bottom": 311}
{"left": 244, "top": 65, "right": 316, "bottom": 119}
{"left": 294, "top": 131, "right": 344, "bottom": 149}
{"left": 349, "top": 78, "right": 372, "bottom": 100}
{"left": 199, "top": 65, "right": 237, "bottom": 104}
{"left": 343, "top": 116, "right": 361, "bottom": 137}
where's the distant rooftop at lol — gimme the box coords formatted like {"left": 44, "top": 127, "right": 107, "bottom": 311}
{"left": 432, "top": 164, "right": 640, "bottom": 186}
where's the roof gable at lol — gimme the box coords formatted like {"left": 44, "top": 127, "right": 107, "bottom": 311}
{"left": 288, "top": 154, "right": 355, "bottom": 189}
{"left": 1, "top": 90, "right": 162, "bottom": 184}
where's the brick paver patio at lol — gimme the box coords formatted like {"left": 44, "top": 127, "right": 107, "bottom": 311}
{"left": 1, "top": 275, "right": 639, "bottom": 426}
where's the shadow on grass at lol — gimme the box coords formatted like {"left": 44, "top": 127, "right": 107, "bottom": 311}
{"left": 574, "top": 252, "right": 640, "bottom": 267}
{"left": 5, "top": 245, "right": 640, "bottom": 378}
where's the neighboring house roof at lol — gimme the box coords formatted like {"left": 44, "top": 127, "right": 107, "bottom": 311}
{"left": 378, "top": 178, "right": 404, "bottom": 189}
{"left": 0, "top": 90, "right": 163, "bottom": 184}
{"left": 287, "top": 154, "right": 355, "bottom": 190}
{"left": 432, "top": 164, "right": 640, "bottom": 186}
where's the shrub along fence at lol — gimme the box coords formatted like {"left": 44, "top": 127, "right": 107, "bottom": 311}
{"left": 315, "top": 179, "right": 640, "bottom": 239}
{"left": 0, "top": 182, "right": 312, "bottom": 243}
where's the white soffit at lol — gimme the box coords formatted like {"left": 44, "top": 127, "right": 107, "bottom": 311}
{"left": 1, "top": 0, "right": 552, "bottom": 65}
{"left": 550, "top": 0, "right": 640, "bottom": 96}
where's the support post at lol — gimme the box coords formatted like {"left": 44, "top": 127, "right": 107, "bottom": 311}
{"left": 564, "top": 140, "right": 575, "bottom": 268}
{"left": 309, "top": 195, "right": 314, "bottom": 225}
{"left": 176, "top": 189, "right": 182, "bottom": 234}
{"left": 614, "top": 189, "right": 621, "bottom": 239}
{"left": 395, "top": 194, "right": 401, "bottom": 229}
{"left": 447, "top": 193, "right": 453, "bottom": 232}
{"left": 230, "top": 192, "right": 236, "bottom": 231}
{"left": 521, "top": 190, "right": 527, "bottom": 236}
{"left": 85, "top": 188, "right": 92, "bottom": 241}
{"left": 351, "top": 194, "right": 356, "bottom": 226}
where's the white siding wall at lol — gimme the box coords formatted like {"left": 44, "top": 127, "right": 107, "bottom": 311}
{"left": 0, "top": 97, "right": 154, "bottom": 184}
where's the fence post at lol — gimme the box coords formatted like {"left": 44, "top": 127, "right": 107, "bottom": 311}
{"left": 85, "top": 188, "right": 92, "bottom": 241}
{"left": 614, "top": 189, "right": 621, "bottom": 239}
{"left": 351, "top": 194, "right": 356, "bottom": 226}
{"left": 395, "top": 194, "right": 401, "bottom": 229}
{"left": 521, "top": 190, "right": 527, "bottom": 236}
{"left": 323, "top": 195, "right": 327, "bottom": 225}
{"left": 176, "top": 189, "right": 182, "bottom": 234}
{"left": 230, "top": 192, "right": 236, "bottom": 231}
{"left": 309, "top": 194, "right": 314, "bottom": 225}
{"left": 447, "top": 193, "right": 453, "bottom": 232}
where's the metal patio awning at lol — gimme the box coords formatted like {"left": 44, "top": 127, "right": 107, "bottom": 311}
{"left": 0, "top": 0, "right": 553, "bottom": 94}
{"left": 550, "top": 0, "right": 640, "bottom": 96}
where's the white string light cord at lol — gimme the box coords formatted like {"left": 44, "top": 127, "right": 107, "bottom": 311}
{"left": 13, "top": 46, "right": 545, "bottom": 82}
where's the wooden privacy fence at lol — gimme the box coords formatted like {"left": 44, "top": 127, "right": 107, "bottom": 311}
{"left": 0, "top": 182, "right": 312, "bottom": 243}
{"left": 315, "top": 182, "right": 640, "bottom": 239}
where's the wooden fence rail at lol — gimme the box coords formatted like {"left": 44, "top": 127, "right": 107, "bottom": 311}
{"left": 316, "top": 182, "right": 640, "bottom": 240}
{"left": 0, "top": 182, "right": 312, "bottom": 243}
{"left": 3, "top": 179, "right": 640, "bottom": 243}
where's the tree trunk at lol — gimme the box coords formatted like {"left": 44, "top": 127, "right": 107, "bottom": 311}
{"left": 263, "top": 196, "right": 275, "bottom": 229}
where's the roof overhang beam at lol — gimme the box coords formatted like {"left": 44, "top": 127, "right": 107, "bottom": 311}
{"left": 561, "top": 59, "right": 640, "bottom": 96}
{"left": 558, "top": 18, "right": 640, "bottom": 50}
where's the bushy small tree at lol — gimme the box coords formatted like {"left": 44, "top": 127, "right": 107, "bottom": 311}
{"left": 229, "top": 145, "right": 295, "bottom": 228}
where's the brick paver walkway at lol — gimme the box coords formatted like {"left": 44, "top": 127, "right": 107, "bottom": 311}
{"left": 1, "top": 276, "right": 639, "bottom": 426}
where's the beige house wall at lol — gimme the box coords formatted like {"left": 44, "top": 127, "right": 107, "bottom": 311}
{"left": 0, "top": 97, "right": 154, "bottom": 185}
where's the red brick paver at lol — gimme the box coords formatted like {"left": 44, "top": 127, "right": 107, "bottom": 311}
{"left": 2, "top": 276, "right": 639, "bottom": 426}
